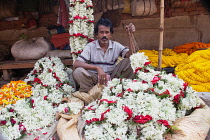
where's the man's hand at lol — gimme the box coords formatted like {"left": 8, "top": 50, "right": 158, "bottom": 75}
{"left": 97, "top": 67, "right": 108, "bottom": 85}
{"left": 125, "top": 23, "right": 135, "bottom": 33}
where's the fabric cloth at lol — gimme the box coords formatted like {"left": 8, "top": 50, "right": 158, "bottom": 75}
{"left": 51, "top": 33, "right": 69, "bottom": 49}
{"left": 77, "top": 40, "right": 129, "bottom": 74}
{"left": 73, "top": 58, "right": 134, "bottom": 92}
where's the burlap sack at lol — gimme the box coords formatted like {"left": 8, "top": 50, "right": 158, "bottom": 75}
{"left": 57, "top": 96, "right": 84, "bottom": 140}
{"left": 164, "top": 100, "right": 210, "bottom": 140}
{"left": 72, "top": 84, "right": 105, "bottom": 104}
{"left": 11, "top": 37, "right": 51, "bottom": 60}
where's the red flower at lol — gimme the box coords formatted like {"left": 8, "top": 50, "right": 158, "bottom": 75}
{"left": 133, "top": 115, "right": 152, "bottom": 124}
{"left": 183, "top": 82, "right": 188, "bottom": 90}
{"left": 180, "top": 91, "right": 185, "bottom": 98}
{"left": 64, "top": 107, "right": 69, "bottom": 113}
{"left": 173, "top": 94, "right": 181, "bottom": 104}
{"left": 127, "top": 88, "right": 133, "bottom": 92}
{"left": 134, "top": 67, "right": 142, "bottom": 74}
{"left": 122, "top": 106, "right": 133, "bottom": 120}
{"left": 100, "top": 109, "right": 110, "bottom": 121}
{"left": 68, "top": 20, "right": 73, "bottom": 24}
{"left": 142, "top": 80, "right": 148, "bottom": 84}
{"left": 9, "top": 108, "right": 15, "bottom": 112}
{"left": 144, "top": 61, "right": 151, "bottom": 66}
{"left": 0, "top": 120, "right": 7, "bottom": 125}
{"left": 100, "top": 99, "right": 117, "bottom": 104}
{"left": 10, "top": 118, "right": 16, "bottom": 124}
{"left": 157, "top": 120, "right": 171, "bottom": 128}
{"left": 44, "top": 96, "right": 48, "bottom": 100}
{"left": 132, "top": 80, "right": 137, "bottom": 82}
{"left": 151, "top": 76, "right": 160, "bottom": 84}
{"left": 116, "top": 92, "right": 124, "bottom": 97}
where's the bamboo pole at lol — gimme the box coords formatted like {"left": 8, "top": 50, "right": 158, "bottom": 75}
{"left": 157, "top": 0, "right": 165, "bottom": 71}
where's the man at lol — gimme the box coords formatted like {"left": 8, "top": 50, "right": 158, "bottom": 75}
{"left": 72, "top": 18, "right": 135, "bottom": 104}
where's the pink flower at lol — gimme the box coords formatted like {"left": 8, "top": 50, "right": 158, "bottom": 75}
{"left": 133, "top": 115, "right": 152, "bottom": 124}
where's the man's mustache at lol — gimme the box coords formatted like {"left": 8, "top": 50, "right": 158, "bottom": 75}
{"left": 101, "top": 36, "right": 108, "bottom": 40}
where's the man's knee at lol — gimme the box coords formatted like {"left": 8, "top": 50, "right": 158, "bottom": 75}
{"left": 73, "top": 67, "right": 85, "bottom": 78}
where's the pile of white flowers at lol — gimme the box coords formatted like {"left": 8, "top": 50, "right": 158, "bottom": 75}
{"left": 0, "top": 57, "right": 75, "bottom": 140}
{"left": 69, "top": 0, "right": 94, "bottom": 60}
{"left": 25, "top": 57, "right": 75, "bottom": 103}
{"left": 82, "top": 52, "right": 203, "bottom": 140}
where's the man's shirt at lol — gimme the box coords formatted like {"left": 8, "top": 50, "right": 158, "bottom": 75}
{"left": 77, "top": 40, "right": 129, "bottom": 74}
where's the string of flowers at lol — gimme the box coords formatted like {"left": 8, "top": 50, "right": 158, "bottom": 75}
{"left": 173, "top": 42, "right": 210, "bottom": 55}
{"left": 68, "top": 0, "right": 94, "bottom": 61}
{"left": 139, "top": 48, "right": 188, "bottom": 68}
{"left": 82, "top": 52, "right": 203, "bottom": 140}
{"left": 0, "top": 57, "right": 75, "bottom": 140}
{"left": 0, "top": 80, "right": 32, "bottom": 108}
{"left": 175, "top": 49, "right": 210, "bottom": 92}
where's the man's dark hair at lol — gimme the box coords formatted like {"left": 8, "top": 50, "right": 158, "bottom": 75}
{"left": 94, "top": 18, "right": 114, "bottom": 35}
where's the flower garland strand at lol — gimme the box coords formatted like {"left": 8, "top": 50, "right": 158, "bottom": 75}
{"left": 139, "top": 49, "right": 188, "bottom": 68}
{"left": 175, "top": 49, "right": 210, "bottom": 92}
{"left": 82, "top": 52, "right": 203, "bottom": 140}
{"left": 69, "top": 0, "right": 94, "bottom": 61}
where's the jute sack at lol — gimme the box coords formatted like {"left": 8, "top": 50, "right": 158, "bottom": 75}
{"left": 164, "top": 100, "right": 210, "bottom": 140}
{"left": 11, "top": 37, "right": 51, "bottom": 60}
{"left": 72, "top": 84, "right": 105, "bottom": 104}
{"left": 57, "top": 96, "right": 85, "bottom": 140}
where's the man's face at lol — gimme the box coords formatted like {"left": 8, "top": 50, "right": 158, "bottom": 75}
{"left": 97, "top": 25, "right": 111, "bottom": 45}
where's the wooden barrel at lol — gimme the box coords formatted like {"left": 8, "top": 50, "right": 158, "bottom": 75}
{"left": 0, "top": 0, "right": 17, "bottom": 19}
{"left": 131, "top": 0, "right": 157, "bottom": 16}
{"left": 170, "top": 0, "right": 200, "bottom": 8}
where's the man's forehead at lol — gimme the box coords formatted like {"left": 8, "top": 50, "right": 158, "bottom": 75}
{"left": 98, "top": 25, "right": 110, "bottom": 31}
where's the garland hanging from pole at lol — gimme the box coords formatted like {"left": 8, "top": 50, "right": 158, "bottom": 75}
{"left": 68, "top": 0, "right": 94, "bottom": 61}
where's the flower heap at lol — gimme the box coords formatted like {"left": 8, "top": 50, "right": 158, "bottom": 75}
{"left": 0, "top": 80, "right": 32, "bottom": 108}
{"left": 25, "top": 57, "right": 75, "bottom": 103}
{"left": 0, "top": 57, "right": 75, "bottom": 140}
{"left": 57, "top": 102, "right": 84, "bottom": 115}
{"left": 175, "top": 49, "right": 210, "bottom": 92}
{"left": 69, "top": 0, "right": 94, "bottom": 60}
{"left": 82, "top": 52, "right": 203, "bottom": 140}
{"left": 139, "top": 48, "right": 189, "bottom": 68}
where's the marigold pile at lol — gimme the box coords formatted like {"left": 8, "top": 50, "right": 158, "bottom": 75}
{"left": 175, "top": 49, "right": 210, "bottom": 92}
{"left": 173, "top": 42, "right": 210, "bottom": 55}
{"left": 139, "top": 48, "right": 188, "bottom": 68}
{"left": 0, "top": 80, "right": 32, "bottom": 108}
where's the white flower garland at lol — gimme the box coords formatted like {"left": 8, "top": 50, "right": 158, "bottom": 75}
{"left": 0, "top": 57, "right": 75, "bottom": 140}
{"left": 69, "top": 0, "right": 94, "bottom": 61}
{"left": 82, "top": 52, "right": 203, "bottom": 140}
